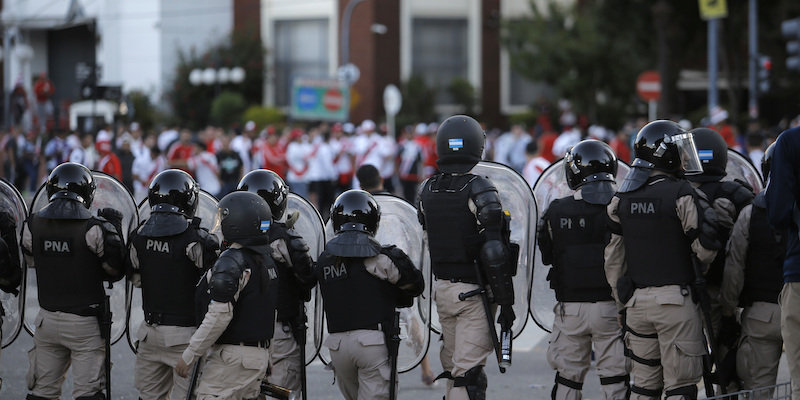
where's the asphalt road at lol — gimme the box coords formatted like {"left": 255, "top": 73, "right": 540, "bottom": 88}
{"left": 0, "top": 322, "right": 790, "bottom": 399}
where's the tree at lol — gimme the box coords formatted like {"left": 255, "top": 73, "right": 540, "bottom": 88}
{"left": 170, "top": 28, "right": 265, "bottom": 129}
{"left": 502, "top": 1, "right": 656, "bottom": 127}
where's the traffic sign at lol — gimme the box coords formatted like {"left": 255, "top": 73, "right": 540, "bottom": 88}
{"left": 337, "top": 63, "right": 360, "bottom": 85}
{"left": 636, "top": 71, "right": 661, "bottom": 102}
{"left": 383, "top": 84, "right": 402, "bottom": 116}
{"left": 698, "top": 0, "right": 728, "bottom": 20}
{"left": 290, "top": 78, "right": 350, "bottom": 122}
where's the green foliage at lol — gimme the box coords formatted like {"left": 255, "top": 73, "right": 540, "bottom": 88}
{"left": 447, "top": 77, "right": 478, "bottom": 116}
{"left": 171, "top": 28, "right": 266, "bottom": 129}
{"left": 396, "top": 75, "right": 437, "bottom": 129}
{"left": 124, "top": 90, "right": 163, "bottom": 132}
{"left": 242, "top": 105, "right": 286, "bottom": 128}
{"left": 502, "top": 1, "right": 656, "bottom": 126}
{"left": 211, "top": 91, "right": 247, "bottom": 128}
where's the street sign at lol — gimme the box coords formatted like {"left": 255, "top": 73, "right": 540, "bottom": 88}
{"left": 290, "top": 78, "right": 350, "bottom": 122}
{"left": 383, "top": 84, "right": 402, "bottom": 116}
{"left": 698, "top": 0, "right": 728, "bottom": 20}
{"left": 636, "top": 70, "right": 661, "bottom": 102}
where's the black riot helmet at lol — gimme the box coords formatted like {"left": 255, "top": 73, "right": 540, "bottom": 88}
{"left": 686, "top": 127, "right": 728, "bottom": 183}
{"left": 237, "top": 169, "right": 289, "bottom": 220}
{"left": 46, "top": 162, "right": 96, "bottom": 209}
{"left": 564, "top": 139, "right": 618, "bottom": 190}
{"left": 631, "top": 120, "right": 703, "bottom": 175}
{"left": 435, "top": 115, "right": 485, "bottom": 173}
{"left": 148, "top": 169, "right": 200, "bottom": 217}
{"left": 218, "top": 191, "right": 272, "bottom": 246}
{"left": 330, "top": 190, "right": 380, "bottom": 236}
{"left": 762, "top": 142, "right": 776, "bottom": 182}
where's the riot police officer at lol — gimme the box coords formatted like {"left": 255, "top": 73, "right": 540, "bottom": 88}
{"left": 417, "top": 115, "right": 516, "bottom": 400}
{"left": 129, "top": 169, "right": 220, "bottom": 399}
{"left": 685, "top": 128, "right": 753, "bottom": 335}
{"left": 0, "top": 202, "right": 23, "bottom": 388}
{"left": 317, "top": 190, "right": 424, "bottom": 400}
{"left": 21, "top": 162, "right": 126, "bottom": 399}
{"left": 604, "top": 120, "right": 720, "bottom": 400}
{"left": 538, "top": 140, "right": 630, "bottom": 400}
{"left": 237, "top": 169, "right": 315, "bottom": 392}
{"left": 176, "top": 191, "right": 279, "bottom": 398}
{"left": 719, "top": 143, "right": 785, "bottom": 397}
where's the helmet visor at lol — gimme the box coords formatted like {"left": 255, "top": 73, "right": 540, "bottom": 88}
{"left": 672, "top": 132, "right": 703, "bottom": 175}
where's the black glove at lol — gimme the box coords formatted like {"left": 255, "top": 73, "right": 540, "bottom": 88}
{"left": 98, "top": 208, "right": 124, "bottom": 233}
{"left": 718, "top": 315, "right": 741, "bottom": 349}
{"left": 497, "top": 305, "right": 516, "bottom": 331}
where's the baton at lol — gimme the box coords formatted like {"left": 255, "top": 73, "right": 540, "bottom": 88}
{"left": 459, "top": 265, "right": 506, "bottom": 374}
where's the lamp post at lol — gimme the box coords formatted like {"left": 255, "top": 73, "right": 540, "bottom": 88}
{"left": 189, "top": 66, "right": 246, "bottom": 95}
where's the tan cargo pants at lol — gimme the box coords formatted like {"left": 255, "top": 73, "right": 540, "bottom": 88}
{"left": 195, "top": 343, "right": 269, "bottom": 400}
{"left": 547, "top": 301, "right": 630, "bottom": 400}
{"left": 737, "top": 301, "right": 782, "bottom": 399}
{"left": 624, "top": 286, "right": 705, "bottom": 400}
{"left": 268, "top": 321, "right": 302, "bottom": 391}
{"left": 27, "top": 309, "right": 106, "bottom": 398}
{"left": 435, "top": 279, "right": 494, "bottom": 400}
{"left": 134, "top": 322, "right": 196, "bottom": 400}
{"left": 324, "top": 329, "right": 394, "bottom": 400}
{"left": 779, "top": 282, "right": 800, "bottom": 400}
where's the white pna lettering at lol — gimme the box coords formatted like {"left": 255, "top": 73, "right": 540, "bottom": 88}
{"left": 323, "top": 264, "right": 347, "bottom": 280}
{"left": 146, "top": 239, "right": 170, "bottom": 253}
{"left": 631, "top": 202, "right": 656, "bottom": 214}
{"left": 44, "top": 240, "right": 70, "bottom": 252}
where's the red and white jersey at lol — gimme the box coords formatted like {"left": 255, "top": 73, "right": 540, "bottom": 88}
{"left": 286, "top": 141, "right": 311, "bottom": 183}
{"left": 187, "top": 151, "right": 221, "bottom": 196}
{"left": 257, "top": 141, "right": 287, "bottom": 179}
{"left": 329, "top": 136, "right": 353, "bottom": 176}
{"left": 306, "top": 138, "right": 336, "bottom": 182}
{"left": 522, "top": 156, "right": 551, "bottom": 189}
{"left": 132, "top": 152, "right": 168, "bottom": 202}
{"left": 230, "top": 135, "right": 253, "bottom": 173}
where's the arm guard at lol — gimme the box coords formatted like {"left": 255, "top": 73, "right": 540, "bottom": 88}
{"left": 285, "top": 228, "right": 315, "bottom": 287}
{"left": 537, "top": 211, "right": 554, "bottom": 266}
{"left": 195, "top": 226, "right": 221, "bottom": 272}
{"left": 209, "top": 253, "right": 245, "bottom": 304}
{"left": 380, "top": 245, "right": 424, "bottom": 308}
{"left": 472, "top": 177, "right": 515, "bottom": 305}
{"left": 94, "top": 217, "right": 126, "bottom": 282}
{"left": 0, "top": 211, "right": 22, "bottom": 293}
{"left": 481, "top": 239, "right": 515, "bottom": 306}
{"left": 692, "top": 191, "right": 723, "bottom": 252}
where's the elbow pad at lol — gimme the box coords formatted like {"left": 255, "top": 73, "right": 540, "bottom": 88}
{"left": 473, "top": 179, "right": 503, "bottom": 234}
{"left": 694, "top": 196, "right": 722, "bottom": 251}
{"left": 385, "top": 246, "right": 424, "bottom": 297}
{"left": 209, "top": 253, "right": 245, "bottom": 303}
{"left": 98, "top": 220, "right": 126, "bottom": 281}
{"left": 197, "top": 229, "right": 221, "bottom": 271}
{"left": 481, "top": 239, "right": 514, "bottom": 305}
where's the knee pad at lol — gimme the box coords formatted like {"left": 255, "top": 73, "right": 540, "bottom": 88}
{"left": 552, "top": 372, "right": 584, "bottom": 400}
{"left": 631, "top": 384, "right": 663, "bottom": 399}
{"left": 665, "top": 385, "right": 697, "bottom": 400}
{"left": 453, "top": 366, "right": 487, "bottom": 400}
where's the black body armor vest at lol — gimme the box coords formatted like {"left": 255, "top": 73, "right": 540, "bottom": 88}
{"left": 743, "top": 204, "right": 786, "bottom": 305}
{"left": 420, "top": 174, "right": 480, "bottom": 279}
{"left": 544, "top": 197, "right": 613, "bottom": 302}
{"left": 269, "top": 222, "right": 311, "bottom": 323}
{"left": 133, "top": 224, "right": 205, "bottom": 326}
{"left": 317, "top": 251, "right": 397, "bottom": 333}
{"left": 215, "top": 248, "right": 278, "bottom": 344}
{"left": 617, "top": 176, "right": 695, "bottom": 288}
{"left": 30, "top": 215, "right": 105, "bottom": 314}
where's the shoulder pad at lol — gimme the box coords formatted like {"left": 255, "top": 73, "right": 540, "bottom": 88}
{"left": 209, "top": 249, "right": 246, "bottom": 303}
{"left": 470, "top": 175, "right": 498, "bottom": 196}
{"left": 719, "top": 180, "right": 755, "bottom": 208}
{"left": 140, "top": 213, "right": 190, "bottom": 237}
{"left": 268, "top": 222, "right": 289, "bottom": 243}
{"left": 326, "top": 231, "right": 381, "bottom": 257}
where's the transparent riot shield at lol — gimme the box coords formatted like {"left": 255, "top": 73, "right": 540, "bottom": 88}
{"left": 0, "top": 179, "right": 27, "bottom": 348}
{"left": 286, "top": 193, "right": 326, "bottom": 365}
{"left": 126, "top": 190, "right": 220, "bottom": 353}
{"left": 320, "top": 193, "right": 432, "bottom": 373}
{"left": 470, "top": 161, "right": 537, "bottom": 339}
{"left": 26, "top": 172, "right": 138, "bottom": 345}
{"left": 726, "top": 149, "right": 764, "bottom": 194}
{"left": 530, "top": 160, "right": 631, "bottom": 333}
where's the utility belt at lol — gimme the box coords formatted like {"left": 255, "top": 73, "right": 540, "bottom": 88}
{"left": 144, "top": 311, "right": 195, "bottom": 327}
{"left": 218, "top": 339, "right": 270, "bottom": 348}
{"left": 436, "top": 276, "right": 480, "bottom": 285}
{"left": 43, "top": 303, "right": 101, "bottom": 317}
{"left": 617, "top": 276, "right": 692, "bottom": 304}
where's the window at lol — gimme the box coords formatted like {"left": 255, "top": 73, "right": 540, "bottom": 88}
{"left": 412, "top": 18, "right": 468, "bottom": 104}
{"left": 274, "top": 19, "right": 329, "bottom": 107}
